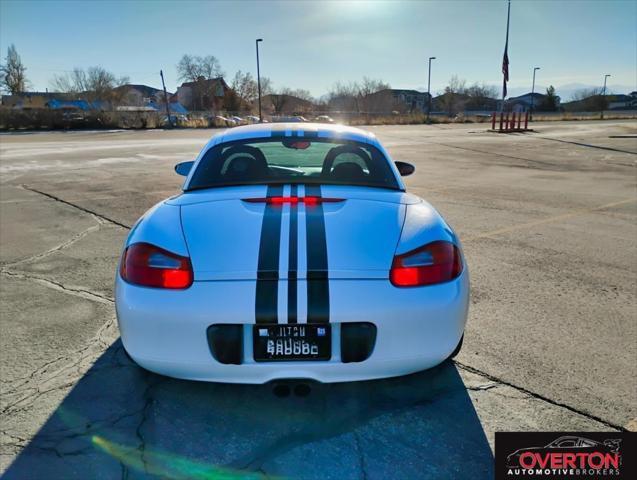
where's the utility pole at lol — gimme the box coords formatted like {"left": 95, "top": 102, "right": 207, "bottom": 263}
{"left": 427, "top": 56, "right": 435, "bottom": 122}
{"left": 601, "top": 74, "right": 611, "bottom": 119}
{"left": 256, "top": 38, "right": 263, "bottom": 122}
{"left": 160, "top": 70, "right": 172, "bottom": 128}
{"left": 530, "top": 66, "right": 540, "bottom": 121}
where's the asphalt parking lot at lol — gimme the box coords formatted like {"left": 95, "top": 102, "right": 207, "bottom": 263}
{"left": 1, "top": 120, "right": 636, "bottom": 479}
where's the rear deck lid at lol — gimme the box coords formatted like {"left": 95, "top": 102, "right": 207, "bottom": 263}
{"left": 177, "top": 185, "right": 412, "bottom": 281}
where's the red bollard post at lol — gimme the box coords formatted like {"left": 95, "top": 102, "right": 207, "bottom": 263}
{"left": 491, "top": 112, "right": 496, "bottom": 130}
{"left": 504, "top": 112, "right": 509, "bottom": 131}
{"left": 499, "top": 112, "right": 503, "bottom": 131}
{"left": 524, "top": 111, "right": 529, "bottom": 130}
{"left": 517, "top": 112, "right": 522, "bottom": 130}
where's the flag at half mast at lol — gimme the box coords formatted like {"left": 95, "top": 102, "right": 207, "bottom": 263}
{"left": 502, "top": 0, "right": 511, "bottom": 99}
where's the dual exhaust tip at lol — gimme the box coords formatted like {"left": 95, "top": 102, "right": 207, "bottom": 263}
{"left": 272, "top": 382, "right": 312, "bottom": 398}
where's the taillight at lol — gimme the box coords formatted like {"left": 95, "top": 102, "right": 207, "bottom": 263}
{"left": 243, "top": 196, "right": 343, "bottom": 205}
{"left": 390, "top": 240, "right": 463, "bottom": 287}
{"left": 120, "top": 243, "right": 193, "bottom": 289}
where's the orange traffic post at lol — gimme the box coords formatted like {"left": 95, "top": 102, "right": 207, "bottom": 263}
{"left": 517, "top": 112, "right": 521, "bottom": 130}
{"left": 499, "top": 112, "right": 503, "bottom": 131}
{"left": 524, "top": 111, "right": 529, "bottom": 130}
{"left": 492, "top": 112, "right": 496, "bottom": 130}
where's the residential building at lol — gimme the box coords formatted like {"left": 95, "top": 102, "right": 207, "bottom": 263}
{"left": 365, "top": 89, "right": 431, "bottom": 113}
{"left": 177, "top": 77, "right": 230, "bottom": 111}
{"left": 1, "top": 92, "right": 70, "bottom": 109}
{"left": 114, "top": 84, "right": 167, "bottom": 106}
{"left": 262, "top": 94, "right": 314, "bottom": 115}
{"left": 505, "top": 92, "right": 560, "bottom": 112}
{"left": 606, "top": 92, "right": 637, "bottom": 110}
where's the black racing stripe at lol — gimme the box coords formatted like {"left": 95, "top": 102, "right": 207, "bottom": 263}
{"left": 255, "top": 184, "right": 284, "bottom": 324}
{"left": 287, "top": 184, "right": 298, "bottom": 324}
{"left": 305, "top": 184, "right": 330, "bottom": 324}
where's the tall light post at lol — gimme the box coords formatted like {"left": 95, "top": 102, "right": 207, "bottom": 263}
{"left": 601, "top": 73, "right": 611, "bottom": 119}
{"left": 529, "top": 66, "right": 540, "bottom": 121}
{"left": 256, "top": 38, "right": 263, "bottom": 122}
{"left": 426, "top": 56, "right": 435, "bottom": 122}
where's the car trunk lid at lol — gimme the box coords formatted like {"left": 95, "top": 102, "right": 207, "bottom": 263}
{"left": 177, "top": 185, "right": 413, "bottom": 281}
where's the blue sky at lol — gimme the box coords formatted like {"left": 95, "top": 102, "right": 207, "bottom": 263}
{"left": 1, "top": 0, "right": 635, "bottom": 99}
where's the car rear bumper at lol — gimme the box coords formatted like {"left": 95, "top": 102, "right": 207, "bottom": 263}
{"left": 115, "top": 273, "right": 469, "bottom": 383}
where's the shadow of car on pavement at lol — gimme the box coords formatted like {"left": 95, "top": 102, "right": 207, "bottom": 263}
{"left": 3, "top": 341, "right": 493, "bottom": 479}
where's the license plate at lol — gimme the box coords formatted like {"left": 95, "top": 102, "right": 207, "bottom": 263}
{"left": 253, "top": 324, "right": 331, "bottom": 362}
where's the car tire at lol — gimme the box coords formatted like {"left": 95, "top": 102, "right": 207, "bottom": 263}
{"left": 447, "top": 334, "right": 464, "bottom": 361}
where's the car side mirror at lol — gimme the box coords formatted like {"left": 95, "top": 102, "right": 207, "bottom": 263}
{"left": 395, "top": 161, "right": 415, "bottom": 176}
{"left": 175, "top": 161, "right": 194, "bottom": 176}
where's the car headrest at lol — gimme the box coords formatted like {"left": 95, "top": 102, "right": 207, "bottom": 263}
{"left": 330, "top": 162, "right": 367, "bottom": 181}
{"left": 224, "top": 155, "right": 269, "bottom": 180}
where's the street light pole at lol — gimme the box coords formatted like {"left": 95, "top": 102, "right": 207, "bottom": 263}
{"left": 426, "top": 56, "right": 435, "bottom": 122}
{"left": 601, "top": 73, "right": 610, "bottom": 120}
{"left": 256, "top": 38, "right": 263, "bottom": 123}
{"left": 530, "top": 66, "right": 540, "bottom": 121}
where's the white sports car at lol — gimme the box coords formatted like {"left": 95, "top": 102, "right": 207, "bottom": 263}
{"left": 115, "top": 123, "right": 469, "bottom": 383}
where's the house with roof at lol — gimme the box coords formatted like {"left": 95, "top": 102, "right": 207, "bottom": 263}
{"left": 261, "top": 93, "right": 314, "bottom": 115}
{"left": 504, "top": 92, "right": 560, "bottom": 112}
{"left": 365, "top": 89, "right": 431, "bottom": 113}
{"left": 177, "top": 77, "right": 231, "bottom": 111}
{"left": 114, "top": 84, "right": 168, "bottom": 106}
{"left": 606, "top": 92, "right": 637, "bottom": 110}
{"left": 1, "top": 92, "right": 72, "bottom": 109}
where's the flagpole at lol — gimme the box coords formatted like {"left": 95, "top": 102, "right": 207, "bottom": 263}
{"left": 500, "top": 0, "right": 511, "bottom": 113}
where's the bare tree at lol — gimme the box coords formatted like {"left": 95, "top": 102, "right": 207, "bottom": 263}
{"left": 327, "top": 78, "right": 389, "bottom": 113}
{"left": 0, "top": 44, "right": 28, "bottom": 94}
{"left": 287, "top": 88, "right": 314, "bottom": 103}
{"left": 358, "top": 77, "right": 390, "bottom": 112}
{"left": 465, "top": 82, "right": 498, "bottom": 110}
{"left": 177, "top": 54, "right": 224, "bottom": 82}
{"left": 231, "top": 70, "right": 258, "bottom": 105}
{"left": 438, "top": 75, "right": 468, "bottom": 116}
{"left": 50, "top": 66, "right": 129, "bottom": 103}
{"left": 260, "top": 77, "right": 273, "bottom": 96}
{"left": 269, "top": 87, "right": 292, "bottom": 114}
{"left": 359, "top": 77, "right": 390, "bottom": 97}
{"left": 568, "top": 88, "right": 608, "bottom": 111}
{"left": 51, "top": 68, "right": 86, "bottom": 93}
{"left": 327, "top": 81, "right": 360, "bottom": 112}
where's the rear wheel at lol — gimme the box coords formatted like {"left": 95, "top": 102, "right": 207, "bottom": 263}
{"left": 447, "top": 335, "right": 464, "bottom": 361}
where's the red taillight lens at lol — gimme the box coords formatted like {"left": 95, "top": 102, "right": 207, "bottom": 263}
{"left": 120, "top": 243, "right": 193, "bottom": 289}
{"left": 243, "top": 196, "right": 343, "bottom": 205}
{"left": 390, "top": 240, "right": 463, "bottom": 287}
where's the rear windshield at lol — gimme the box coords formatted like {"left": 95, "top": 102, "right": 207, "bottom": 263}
{"left": 186, "top": 138, "right": 400, "bottom": 191}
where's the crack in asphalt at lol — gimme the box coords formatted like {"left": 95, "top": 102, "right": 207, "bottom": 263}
{"left": 353, "top": 431, "right": 369, "bottom": 480}
{"left": 20, "top": 184, "right": 132, "bottom": 230}
{"left": 135, "top": 376, "right": 161, "bottom": 475}
{"left": 535, "top": 136, "right": 637, "bottom": 156}
{"left": 0, "top": 270, "right": 113, "bottom": 305}
{"left": 432, "top": 142, "right": 565, "bottom": 171}
{"left": 454, "top": 361, "right": 628, "bottom": 432}
{"left": 2, "top": 220, "right": 104, "bottom": 268}
{"left": 1, "top": 316, "right": 117, "bottom": 415}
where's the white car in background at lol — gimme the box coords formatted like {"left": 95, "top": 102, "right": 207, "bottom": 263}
{"left": 115, "top": 123, "right": 469, "bottom": 383}
{"left": 315, "top": 115, "right": 335, "bottom": 123}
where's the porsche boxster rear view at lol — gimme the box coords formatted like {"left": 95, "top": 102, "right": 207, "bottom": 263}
{"left": 115, "top": 123, "right": 469, "bottom": 383}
